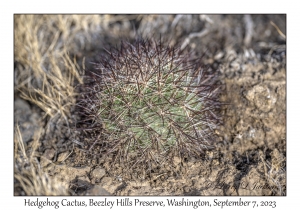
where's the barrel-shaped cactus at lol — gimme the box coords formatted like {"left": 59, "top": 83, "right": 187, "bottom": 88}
{"left": 77, "top": 39, "right": 221, "bottom": 166}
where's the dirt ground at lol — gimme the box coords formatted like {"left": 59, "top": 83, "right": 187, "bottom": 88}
{"left": 14, "top": 14, "right": 286, "bottom": 196}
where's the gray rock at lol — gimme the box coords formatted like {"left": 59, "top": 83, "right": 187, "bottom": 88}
{"left": 14, "top": 98, "right": 40, "bottom": 143}
{"left": 57, "top": 151, "right": 69, "bottom": 162}
{"left": 91, "top": 167, "right": 106, "bottom": 181}
{"left": 244, "top": 84, "right": 277, "bottom": 112}
{"left": 86, "top": 185, "right": 111, "bottom": 196}
{"left": 43, "top": 149, "right": 56, "bottom": 160}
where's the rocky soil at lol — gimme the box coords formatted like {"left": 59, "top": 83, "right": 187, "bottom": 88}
{"left": 14, "top": 14, "right": 286, "bottom": 196}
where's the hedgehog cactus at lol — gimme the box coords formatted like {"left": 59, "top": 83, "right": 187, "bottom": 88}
{"left": 77, "top": 39, "right": 221, "bottom": 166}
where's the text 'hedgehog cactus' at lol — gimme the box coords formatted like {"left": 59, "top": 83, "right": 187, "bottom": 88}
{"left": 77, "top": 39, "right": 221, "bottom": 165}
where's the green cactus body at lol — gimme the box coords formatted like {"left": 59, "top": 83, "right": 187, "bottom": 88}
{"left": 78, "top": 39, "right": 220, "bottom": 163}
{"left": 98, "top": 60, "right": 204, "bottom": 153}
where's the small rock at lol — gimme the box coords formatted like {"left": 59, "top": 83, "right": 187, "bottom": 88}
{"left": 214, "top": 51, "right": 224, "bottom": 60}
{"left": 14, "top": 98, "right": 31, "bottom": 118}
{"left": 230, "top": 61, "right": 240, "bottom": 71}
{"left": 40, "top": 149, "right": 55, "bottom": 168}
{"left": 66, "top": 166, "right": 91, "bottom": 181}
{"left": 91, "top": 167, "right": 106, "bottom": 181}
{"left": 244, "top": 84, "right": 276, "bottom": 112}
{"left": 101, "top": 177, "right": 113, "bottom": 186}
{"left": 79, "top": 176, "right": 90, "bottom": 182}
{"left": 14, "top": 98, "right": 40, "bottom": 143}
{"left": 43, "top": 149, "right": 56, "bottom": 160}
{"left": 86, "top": 185, "right": 111, "bottom": 196}
{"left": 57, "top": 151, "right": 69, "bottom": 162}
{"left": 184, "top": 186, "right": 191, "bottom": 193}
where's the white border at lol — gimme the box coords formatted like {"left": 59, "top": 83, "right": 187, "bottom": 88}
{"left": 2, "top": 1, "right": 297, "bottom": 209}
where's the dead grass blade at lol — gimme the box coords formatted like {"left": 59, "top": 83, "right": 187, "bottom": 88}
{"left": 14, "top": 125, "right": 69, "bottom": 196}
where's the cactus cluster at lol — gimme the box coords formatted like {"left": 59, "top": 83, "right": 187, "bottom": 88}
{"left": 76, "top": 39, "right": 221, "bottom": 167}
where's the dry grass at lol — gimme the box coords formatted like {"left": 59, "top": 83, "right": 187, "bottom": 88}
{"left": 14, "top": 15, "right": 107, "bottom": 196}
{"left": 14, "top": 125, "right": 69, "bottom": 196}
{"left": 14, "top": 15, "right": 87, "bottom": 123}
{"left": 259, "top": 150, "right": 286, "bottom": 195}
{"left": 14, "top": 14, "right": 140, "bottom": 123}
{"left": 13, "top": 14, "right": 141, "bottom": 196}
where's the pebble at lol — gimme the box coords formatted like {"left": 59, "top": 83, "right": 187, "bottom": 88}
{"left": 43, "top": 149, "right": 56, "bottom": 160}
{"left": 14, "top": 98, "right": 40, "bottom": 143}
{"left": 91, "top": 167, "right": 106, "bottom": 180}
{"left": 244, "top": 84, "right": 277, "bottom": 112}
{"left": 86, "top": 185, "right": 111, "bottom": 196}
{"left": 57, "top": 151, "right": 69, "bottom": 162}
